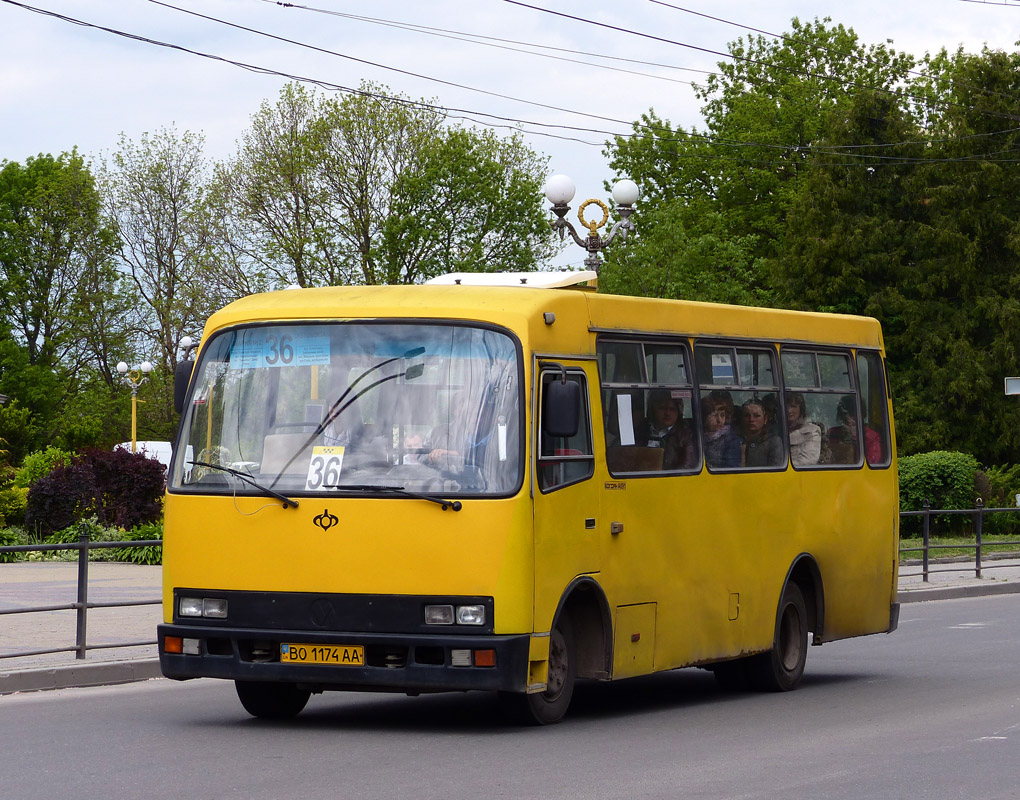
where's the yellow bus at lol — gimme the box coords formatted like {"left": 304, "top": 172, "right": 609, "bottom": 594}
{"left": 158, "top": 271, "right": 899, "bottom": 724}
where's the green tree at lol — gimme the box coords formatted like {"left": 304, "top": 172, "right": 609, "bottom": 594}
{"left": 214, "top": 82, "right": 553, "bottom": 288}
{"left": 380, "top": 126, "right": 553, "bottom": 283}
{"left": 604, "top": 18, "right": 914, "bottom": 303}
{"left": 0, "top": 151, "right": 120, "bottom": 368}
{"left": 102, "top": 128, "right": 219, "bottom": 440}
{"left": 891, "top": 47, "right": 1020, "bottom": 463}
{"left": 776, "top": 47, "right": 1020, "bottom": 464}
{"left": 209, "top": 82, "right": 325, "bottom": 294}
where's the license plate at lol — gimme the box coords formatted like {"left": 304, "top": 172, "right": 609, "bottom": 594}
{"left": 280, "top": 643, "right": 364, "bottom": 665}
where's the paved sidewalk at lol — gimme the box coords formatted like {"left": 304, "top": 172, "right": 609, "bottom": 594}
{"left": 2, "top": 557, "right": 1020, "bottom": 696}
{"left": 0, "top": 562, "right": 163, "bottom": 694}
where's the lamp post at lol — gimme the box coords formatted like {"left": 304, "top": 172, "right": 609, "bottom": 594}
{"left": 116, "top": 360, "right": 153, "bottom": 453}
{"left": 544, "top": 174, "right": 639, "bottom": 272}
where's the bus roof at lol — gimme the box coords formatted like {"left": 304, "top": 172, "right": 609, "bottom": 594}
{"left": 202, "top": 282, "right": 885, "bottom": 352}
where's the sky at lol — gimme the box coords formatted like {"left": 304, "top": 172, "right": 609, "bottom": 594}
{"left": 2, "top": 0, "right": 1019, "bottom": 269}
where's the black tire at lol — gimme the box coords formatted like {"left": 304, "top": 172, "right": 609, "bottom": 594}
{"left": 235, "top": 680, "right": 311, "bottom": 719}
{"left": 499, "top": 615, "right": 577, "bottom": 725}
{"left": 746, "top": 582, "right": 809, "bottom": 692}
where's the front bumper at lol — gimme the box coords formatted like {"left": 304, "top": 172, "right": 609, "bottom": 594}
{"left": 157, "top": 623, "right": 532, "bottom": 692}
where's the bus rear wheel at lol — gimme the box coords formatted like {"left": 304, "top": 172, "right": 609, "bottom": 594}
{"left": 747, "top": 582, "right": 808, "bottom": 692}
{"left": 499, "top": 616, "right": 577, "bottom": 725}
{"left": 235, "top": 680, "right": 311, "bottom": 719}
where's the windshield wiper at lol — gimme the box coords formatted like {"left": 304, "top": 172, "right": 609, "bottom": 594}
{"left": 190, "top": 461, "right": 299, "bottom": 510}
{"left": 270, "top": 346, "right": 427, "bottom": 487}
{"left": 326, "top": 483, "right": 462, "bottom": 512}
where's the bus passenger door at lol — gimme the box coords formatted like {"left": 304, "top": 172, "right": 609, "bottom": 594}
{"left": 532, "top": 363, "right": 600, "bottom": 633}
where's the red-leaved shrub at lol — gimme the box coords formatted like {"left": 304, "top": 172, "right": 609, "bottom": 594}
{"left": 25, "top": 449, "right": 165, "bottom": 537}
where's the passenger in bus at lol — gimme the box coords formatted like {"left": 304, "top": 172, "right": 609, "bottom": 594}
{"left": 786, "top": 392, "right": 821, "bottom": 466}
{"left": 762, "top": 394, "right": 783, "bottom": 440}
{"left": 702, "top": 390, "right": 741, "bottom": 468}
{"left": 742, "top": 398, "right": 783, "bottom": 467}
{"left": 827, "top": 395, "right": 881, "bottom": 465}
{"left": 637, "top": 389, "right": 697, "bottom": 469}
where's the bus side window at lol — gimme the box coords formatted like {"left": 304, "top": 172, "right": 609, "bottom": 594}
{"left": 856, "top": 351, "right": 892, "bottom": 468}
{"left": 697, "top": 343, "right": 784, "bottom": 471}
{"left": 538, "top": 371, "right": 595, "bottom": 492}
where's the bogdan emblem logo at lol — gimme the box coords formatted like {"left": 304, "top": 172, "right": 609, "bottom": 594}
{"left": 313, "top": 508, "right": 339, "bottom": 532}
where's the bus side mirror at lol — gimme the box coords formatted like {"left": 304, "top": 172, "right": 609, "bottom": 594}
{"left": 543, "top": 379, "right": 580, "bottom": 438}
{"left": 174, "top": 360, "right": 194, "bottom": 415}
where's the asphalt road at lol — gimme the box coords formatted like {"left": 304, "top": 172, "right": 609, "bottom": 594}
{"left": 2, "top": 595, "right": 1018, "bottom": 800}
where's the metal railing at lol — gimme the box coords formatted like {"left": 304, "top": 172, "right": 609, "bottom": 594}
{"left": 0, "top": 532, "right": 161, "bottom": 661}
{"left": 900, "top": 499, "right": 1020, "bottom": 582}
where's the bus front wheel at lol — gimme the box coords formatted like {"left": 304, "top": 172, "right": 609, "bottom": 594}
{"left": 747, "top": 582, "right": 808, "bottom": 692}
{"left": 499, "top": 616, "right": 577, "bottom": 725}
{"left": 235, "top": 680, "right": 311, "bottom": 719}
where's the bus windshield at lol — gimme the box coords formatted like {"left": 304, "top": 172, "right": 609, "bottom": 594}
{"left": 170, "top": 322, "right": 523, "bottom": 498}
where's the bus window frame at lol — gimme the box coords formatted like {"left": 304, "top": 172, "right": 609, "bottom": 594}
{"left": 596, "top": 335, "right": 701, "bottom": 478}
{"left": 536, "top": 367, "right": 596, "bottom": 494}
{"left": 854, "top": 348, "right": 893, "bottom": 470}
{"left": 695, "top": 339, "right": 786, "bottom": 474}
{"left": 168, "top": 318, "right": 529, "bottom": 500}
{"left": 780, "top": 344, "right": 871, "bottom": 472}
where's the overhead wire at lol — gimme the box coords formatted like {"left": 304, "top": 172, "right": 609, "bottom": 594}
{"left": 255, "top": 0, "right": 715, "bottom": 88}
{"left": 649, "top": 0, "right": 1020, "bottom": 109}
{"left": 253, "top": 0, "right": 1020, "bottom": 158}
{"left": 500, "top": 0, "right": 1020, "bottom": 125}
{"left": 4, "top": 0, "right": 1020, "bottom": 168}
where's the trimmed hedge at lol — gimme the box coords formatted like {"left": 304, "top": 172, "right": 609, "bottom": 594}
{"left": 899, "top": 451, "right": 979, "bottom": 536}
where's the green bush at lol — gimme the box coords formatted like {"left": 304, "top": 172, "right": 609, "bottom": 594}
{"left": 113, "top": 521, "right": 163, "bottom": 565}
{"left": 976, "top": 464, "right": 1020, "bottom": 535}
{"left": 0, "top": 486, "right": 29, "bottom": 527}
{"left": 46, "top": 517, "right": 122, "bottom": 561}
{"left": 899, "top": 451, "right": 979, "bottom": 536}
{"left": 14, "top": 446, "right": 75, "bottom": 488}
{"left": 0, "top": 527, "right": 27, "bottom": 562}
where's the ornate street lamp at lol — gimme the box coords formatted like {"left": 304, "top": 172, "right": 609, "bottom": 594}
{"left": 544, "top": 174, "right": 639, "bottom": 272}
{"left": 116, "top": 360, "right": 153, "bottom": 453}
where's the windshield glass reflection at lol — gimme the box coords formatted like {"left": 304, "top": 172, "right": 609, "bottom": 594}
{"left": 171, "top": 323, "right": 522, "bottom": 497}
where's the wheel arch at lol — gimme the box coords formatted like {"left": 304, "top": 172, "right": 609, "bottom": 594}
{"left": 782, "top": 553, "right": 825, "bottom": 642}
{"left": 551, "top": 576, "right": 612, "bottom": 680}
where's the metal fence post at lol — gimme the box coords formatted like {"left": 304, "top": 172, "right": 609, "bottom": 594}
{"left": 922, "top": 500, "right": 931, "bottom": 583}
{"left": 75, "top": 528, "right": 90, "bottom": 659}
{"left": 975, "top": 497, "right": 984, "bottom": 579}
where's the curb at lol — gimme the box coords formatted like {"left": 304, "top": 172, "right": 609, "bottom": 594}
{"left": 898, "top": 581, "right": 1020, "bottom": 604}
{"left": 0, "top": 659, "right": 163, "bottom": 696}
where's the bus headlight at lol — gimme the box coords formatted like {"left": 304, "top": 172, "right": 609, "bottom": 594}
{"left": 425, "top": 604, "right": 485, "bottom": 625}
{"left": 456, "top": 605, "right": 485, "bottom": 626}
{"left": 425, "top": 604, "right": 455, "bottom": 625}
{"left": 179, "top": 596, "right": 228, "bottom": 619}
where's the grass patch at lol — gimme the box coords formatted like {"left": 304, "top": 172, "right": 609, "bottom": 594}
{"left": 899, "top": 533, "right": 1020, "bottom": 562}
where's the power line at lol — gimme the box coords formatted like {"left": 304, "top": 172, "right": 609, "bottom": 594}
{"left": 649, "top": 0, "right": 1020, "bottom": 107}
{"left": 258, "top": 0, "right": 1020, "bottom": 155}
{"left": 146, "top": 0, "right": 645, "bottom": 135}
{"left": 4, "top": 0, "right": 1020, "bottom": 169}
{"left": 501, "top": 0, "right": 1020, "bottom": 124}
{"left": 257, "top": 0, "right": 716, "bottom": 86}
{"left": 171, "top": 0, "right": 1020, "bottom": 157}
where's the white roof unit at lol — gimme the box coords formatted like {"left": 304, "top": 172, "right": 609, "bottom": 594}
{"left": 425, "top": 271, "right": 598, "bottom": 289}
